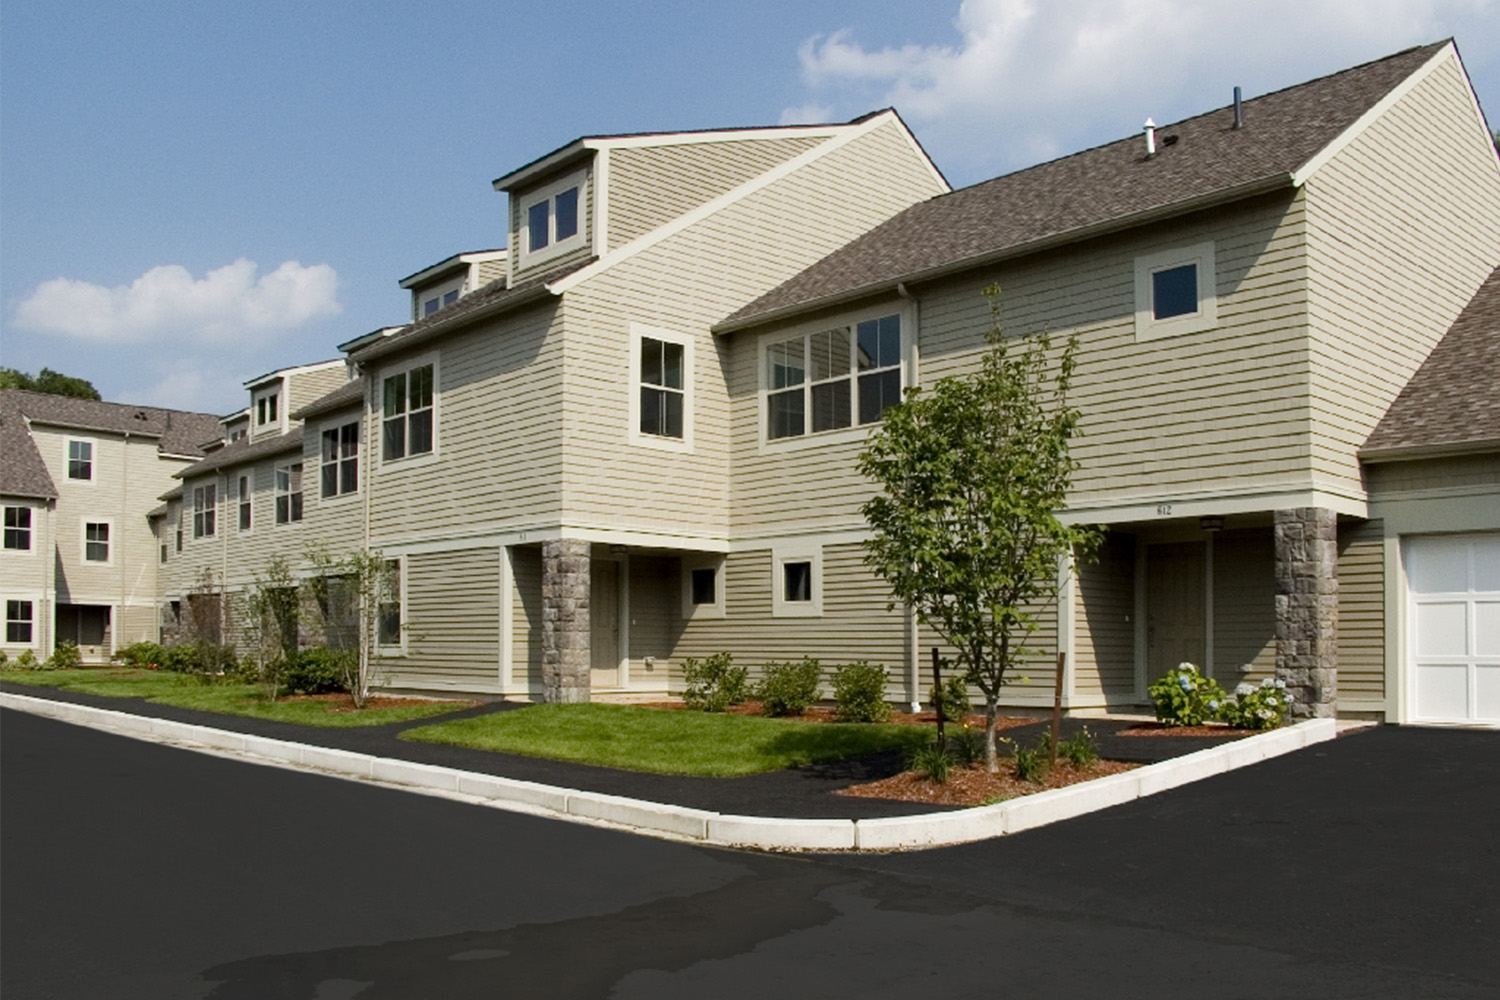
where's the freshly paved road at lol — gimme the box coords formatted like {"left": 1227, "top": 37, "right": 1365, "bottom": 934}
{"left": 3, "top": 709, "right": 1497, "bottom": 999}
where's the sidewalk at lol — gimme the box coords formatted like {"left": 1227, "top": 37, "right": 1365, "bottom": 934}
{"left": 0, "top": 682, "right": 1338, "bottom": 851}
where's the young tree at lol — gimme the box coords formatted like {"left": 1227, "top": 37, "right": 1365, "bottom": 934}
{"left": 243, "top": 554, "right": 302, "bottom": 700}
{"left": 858, "top": 286, "right": 1100, "bottom": 771}
{"left": 304, "top": 545, "right": 397, "bottom": 709}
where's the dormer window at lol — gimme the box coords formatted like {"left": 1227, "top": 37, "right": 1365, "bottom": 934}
{"left": 255, "top": 392, "right": 280, "bottom": 429}
{"left": 422, "top": 289, "right": 460, "bottom": 318}
{"left": 519, "top": 170, "right": 586, "bottom": 265}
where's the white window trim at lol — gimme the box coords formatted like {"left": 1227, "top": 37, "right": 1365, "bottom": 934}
{"left": 518, "top": 169, "right": 588, "bottom": 268}
{"left": 771, "top": 542, "right": 823, "bottom": 618}
{"left": 4, "top": 595, "right": 40, "bottom": 647}
{"left": 415, "top": 276, "right": 465, "bottom": 321}
{"left": 319, "top": 417, "right": 362, "bottom": 503}
{"left": 252, "top": 385, "right": 286, "bottom": 436}
{"left": 1133, "top": 241, "right": 1218, "bottom": 342}
{"left": 628, "top": 322, "right": 695, "bottom": 452}
{"left": 273, "top": 460, "right": 305, "bottom": 525}
{"left": 757, "top": 303, "right": 914, "bottom": 454}
{"left": 375, "top": 555, "right": 407, "bottom": 656}
{"left": 3, "top": 504, "right": 37, "bottom": 555}
{"left": 81, "top": 518, "right": 115, "bottom": 566}
{"left": 236, "top": 473, "right": 253, "bottom": 534}
{"left": 191, "top": 483, "right": 218, "bottom": 539}
{"left": 680, "top": 554, "right": 725, "bottom": 619}
{"left": 377, "top": 354, "right": 440, "bottom": 471}
{"left": 63, "top": 437, "right": 96, "bottom": 485}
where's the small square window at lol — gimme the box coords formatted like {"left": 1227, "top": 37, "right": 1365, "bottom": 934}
{"left": 1152, "top": 264, "right": 1198, "bottom": 320}
{"left": 690, "top": 568, "right": 717, "bottom": 606}
{"left": 1134, "top": 242, "right": 1217, "bottom": 341}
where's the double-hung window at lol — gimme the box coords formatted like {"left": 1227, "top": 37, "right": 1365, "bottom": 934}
{"left": 193, "top": 484, "right": 216, "bottom": 538}
{"left": 766, "top": 313, "right": 903, "bottom": 441}
{"left": 3, "top": 507, "right": 31, "bottom": 550}
{"left": 255, "top": 392, "right": 280, "bottom": 429}
{"left": 84, "top": 522, "right": 110, "bottom": 563}
{"left": 382, "top": 364, "right": 434, "bottom": 461}
{"left": 67, "top": 440, "right": 93, "bottom": 480}
{"left": 321, "top": 421, "right": 359, "bottom": 497}
{"left": 275, "top": 463, "right": 304, "bottom": 523}
{"left": 377, "top": 559, "right": 403, "bottom": 648}
{"left": 237, "top": 474, "right": 252, "bottom": 531}
{"left": 6, "top": 600, "right": 33, "bottom": 643}
{"left": 640, "top": 337, "right": 684, "bottom": 438}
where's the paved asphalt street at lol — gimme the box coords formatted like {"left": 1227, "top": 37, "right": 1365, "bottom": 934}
{"left": 3, "top": 709, "right": 1497, "bottom": 999}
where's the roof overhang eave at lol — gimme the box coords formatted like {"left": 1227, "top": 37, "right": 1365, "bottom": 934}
{"left": 1359, "top": 436, "right": 1500, "bottom": 464}
{"left": 713, "top": 172, "right": 1296, "bottom": 335}
{"left": 350, "top": 283, "right": 557, "bottom": 364}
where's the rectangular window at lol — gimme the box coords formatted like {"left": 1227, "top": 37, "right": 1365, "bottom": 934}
{"left": 766, "top": 314, "right": 902, "bottom": 441}
{"left": 6, "top": 600, "right": 33, "bottom": 643}
{"left": 238, "top": 474, "right": 252, "bottom": 531}
{"left": 520, "top": 172, "right": 586, "bottom": 264}
{"left": 255, "top": 393, "right": 280, "bottom": 427}
{"left": 443, "top": 289, "right": 459, "bottom": 307}
{"left": 84, "top": 522, "right": 110, "bottom": 562}
{"left": 193, "top": 484, "right": 216, "bottom": 538}
{"left": 275, "top": 463, "right": 304, "bottom": 523}
{"left": 772, "top": 545, "right": 822, "bottom": 617}
{"left": 382, "top": 364, "right": 434, "bottom": 461}
{"left": 690, "top": 567, "right": 717, "bottom": 606}
{"left": 783, "top": 561, "right": 812, "bottom": 603}
{"left": 175, "top": 515, "right": 183, "bottom": 552}
{"left": 321, "top": 421, "right": 359, "bottom": 497}
{"left": 377, "top": 559, "right": 402, "bottom": 647}
{"left": 554, "top": 187, "right": 579, "bottom": 242}
{"left": 161, "top": 543, "right": 168, "bottom": 564}
{"left": 424, "top": 297, "right": 440, "bottom": 316}
{"left": 3, "top": 507, "right": 32, "bottom": 550}
{"left": 68, "top": 440, "right": 93, "bottom": 480}
{"left": 639, "top": 337, "right": 685, "bottom": 438}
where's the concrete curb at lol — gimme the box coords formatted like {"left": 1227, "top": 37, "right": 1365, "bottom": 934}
{"left": 1, "top": 692, "right": 1337, "bottom": 853}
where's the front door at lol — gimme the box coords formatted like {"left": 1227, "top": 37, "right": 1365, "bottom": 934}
{"left": 56, "top": 604, "right": 111, "bottom": 661}
{"left": 591, "top": 561, "right": 620, "bottom": 689}
{"left": 1147, "top": 542, "right": 1206, "bottom": 674}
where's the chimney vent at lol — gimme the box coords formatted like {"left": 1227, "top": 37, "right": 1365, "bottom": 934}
{"left": 1233, "top": 86, "right": 1243, "bottom": 129}
{"left": 1143, "top": 118, "right": 1156, "bottom": 157}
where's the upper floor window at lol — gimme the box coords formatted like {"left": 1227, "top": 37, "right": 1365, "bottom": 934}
{"left": 228, "top": 427, "right": 247, "bottom": 443}
{"left": 275, "top": 462, "right": 304, "bottom": 523}
{"left": 766, "top": 313, "right": 903, "bottom": 441}
{"left": 255, "top": 392, "right": 280, "bottom": 428}
{"left": 520, "top": 171, "right": 586, "bottom": 265}
{"left": 3, "top": 507, "right": 31, "bottom": 551}
{"left": 321, "top": 421, "right": 359, "bottom": 497}
{"left": 1134, "top": 241, "right": 1217, "bottom": 342}
{"left": 193, "top": 484, "right": 216, "bottom": 538}
{"left": 84, "top": 521, "right": 110, "bottom": 563}
{"left": 628, "top": 325, "right": 693, "bottom": 450}
{"left": 382, "top": 363, "right": 434, "bottom": 462}
{"left": 422, "top": 289, "right": 460, "bottom": 317}
{"left": 67, "top": 439, "right": 93, "bottom": 480}
{"left": 237, "top": 474, "right": 252, "bottom": 531}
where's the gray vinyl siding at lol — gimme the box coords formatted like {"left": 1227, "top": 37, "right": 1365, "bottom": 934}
{"left": 510, "top": 162, "right": 596, "bottom": 286}
{"left": 1074, "top": 533, "right": 1136, "bottom": 701}
{"left": 1212, "top": 528, "right": 1277, "bottom": 685}
{"left": 561, "top": 118, "right": 946, "bottom": 537}
{"left": 381, "top": 547, "right": 503, "bottom": 693}
{"left": 1337, "top": 519, "right": 1386, "bottom": 702}
{"left": 606, "top": 136, "right": 826, "bottom": 250}
{"left": 1305, "top": 53, "right": 1500, "bottom": 498}
{"left": 730, "top": 190, "right": 1312, "bottom": 534}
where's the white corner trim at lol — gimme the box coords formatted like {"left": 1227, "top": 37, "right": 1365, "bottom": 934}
{"left": 593, "top": 147, "right": 610, "bottom": 257}
{"left": 546, "top": 112, "right": 901, "bottom": 296}
{"left": 1291, "top": 43, "right": 1456, "bottom": 187}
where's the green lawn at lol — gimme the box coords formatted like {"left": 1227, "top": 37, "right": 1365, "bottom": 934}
{"left": 0, "top": 668, "right": 468, "bottom": 727}
{"left": 400, "top": 702, "right": 933, "bottom": 776}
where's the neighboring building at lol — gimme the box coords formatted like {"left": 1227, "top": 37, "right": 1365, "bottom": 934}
{"left": 0, "top": 390, "right": 221, "bottom": 662}
{"left": 147, "top": 41, "right": 1498, "bottom": 725}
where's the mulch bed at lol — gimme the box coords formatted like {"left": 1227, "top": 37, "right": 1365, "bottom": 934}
{"left": 279, "top": 693, "right": 480, "bottom": 713}
{"left": 839, "top": 758, "right": 1140, "bottom": 807}
{"left": 1117, "top": 722, "right": 1252, "bottom": 738}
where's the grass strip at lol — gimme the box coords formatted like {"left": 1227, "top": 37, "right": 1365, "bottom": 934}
{"left": 401, "top": 702, "right": 933, "bottom": 776}
{"left": 0, "top": 668, "right": 464, "bottom": 728}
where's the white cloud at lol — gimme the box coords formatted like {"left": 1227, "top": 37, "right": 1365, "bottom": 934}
{"left": 787, "top": 0, "right": 1498, "bottom": 181}
{"left": 11, "top": 258, "right": 341, "bottom": 343}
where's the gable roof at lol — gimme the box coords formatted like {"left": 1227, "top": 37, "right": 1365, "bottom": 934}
{"left": 0, "top": 388, "right": 222, "bottom": 459}
{"left": 718, "top": 40, "right": 1453, "bottom": 332}
{"left": 1362, "top": 266, "right": 1500, "bottom": 461}
{"left": 175, "top": 429, "right": 303, "bottom": 479}
{"left": 0, "top": 406, "right": 57, "bottom": 500}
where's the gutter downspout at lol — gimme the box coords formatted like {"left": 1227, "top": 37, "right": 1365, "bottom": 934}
{"left": 896, "top": 281, "right": 922, "bottom": 712}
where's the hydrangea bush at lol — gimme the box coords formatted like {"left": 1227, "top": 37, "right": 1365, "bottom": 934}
{"left": 1148, "top": 662, "right": 1228, "bottom": 727}
{"left": 1220, "top": 678, "right": 1293, "bottom": 730}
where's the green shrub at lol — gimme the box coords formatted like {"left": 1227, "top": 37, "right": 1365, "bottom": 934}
{"left": 928, "top": 674, "right": 971, "bottom": 723}
{"left": 682, "top": 652, "right": 749, "bottom": 712}
{"left": 1011, "top": 732, "right": 1051, "bottom": 783}
{"left": 13, "top": 649, "right": 39, "bottom": 670}
{"left": 283, "top": 647, "right": 353, "bottom": 695}
{"left": 45, "top": 641, "right": 82, "bottom": 670}
{"left": 832, "top": 660, "right": 891, "bottom": 722}
{"left": 908, "top": 741, "right": 955, "bottom": 783}
{"left": 949, "top": 725, "right": 987, "bottom": 766}
{"left": 1220, "top": 678, "right": 1293, "bottom": 730}
{"left": 158, "top": 643, "right": 202, "bottom": 673}
{"left": 0, "top": 650, "right": 8, "bottom": 665}
{"left": 115, "top": 641, "right": 168, "bottom": 668}
{"left": 1058, "top": 726, "right": 1099, "bottom": 767}
{"left": 1148, "top": 663, "right": 1228, "bottom": 727}
{"left": 755, "top": 657, "right": 822, "bottom": 716}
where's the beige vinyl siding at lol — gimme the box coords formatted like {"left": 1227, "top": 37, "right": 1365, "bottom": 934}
{"left": 381, "top": 547, "right": 502, "bottom": 692}
{"left": 510, "top": 545, "right": 544, "bottom": 695}
{"left": 0, "top": 498, "right": 51, "bottom": 596}
{"left": 366, "top": 300, "right": 565, "bottom": 544}
{"left": 1212, "top": 528, "right": 1277, "bottom": 685}
{"left": 561, "top": 118, "right": 947, "bottom": 537}
{"left": 1305, "top": 53, "right": 1500, "bottom": 497}
{"left": 301, "top": 406, "right": 366, "bottom": 558}
{"left": 731, "top": 191, "right": 1312, "bottom": 534}
{"left": 510, "top": 162, "right": 596, "bottom": 285}
{"left": 1337, "top": 519, "right": 1386, "bottom": 702}
{"left": 1366, "top": 454, "right": 1500, "bottom": 495}
{"left": 475, "top": 257, "right": 507, "bottom": 287}
{"left": 606, "top": 136, "right": 826, "bottom": 250}
{"left": 285, "top": 365, "right": 351, "bottom": 416}
{"left": 1074, "top": 533, "right": 1137, "bottom": 701}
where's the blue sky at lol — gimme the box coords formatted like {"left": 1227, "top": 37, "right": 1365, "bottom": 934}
{"left": 3, "top": 0, "right": 1497, "bottom": 416}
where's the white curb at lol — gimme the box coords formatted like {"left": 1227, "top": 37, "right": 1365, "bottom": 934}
{"left": 1, "top": 691, "right": 1337, "bottom": 853}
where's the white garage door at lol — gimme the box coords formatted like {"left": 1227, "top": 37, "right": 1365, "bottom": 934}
{"left": 1406, "top": 534, "right": 1500, "bottom": 724}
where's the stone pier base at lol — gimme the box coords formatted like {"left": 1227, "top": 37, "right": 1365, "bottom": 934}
{"left": 541, "top": 538, "right": 591, "bottom": 704}
{"left": 1274, "top": 508, "right": 1338, "bottom": 719}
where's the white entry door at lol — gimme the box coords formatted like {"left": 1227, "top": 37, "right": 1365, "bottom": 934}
{"left": 1405, "top": 534, "right": 1500, "bottom": 724}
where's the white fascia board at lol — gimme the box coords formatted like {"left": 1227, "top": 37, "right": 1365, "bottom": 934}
{"left": 241, "top": 358, "right": 344, "bottom": 390}
{"left": 1291, "top": 42, "right": 1458, "bottom": 187}
{"left": 545, "top": 112, "right": 903, "bottom": 297}
{"left": 1061, "top": 484, "right": 1370, "bottom": 525}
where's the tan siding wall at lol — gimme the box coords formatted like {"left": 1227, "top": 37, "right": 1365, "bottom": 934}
{"left": 475, "top": 258, "right": 507, "bottom": 287}
{"left": 286, "top": 365, "right": 351, "bottom": 416}
{"left": 606, "top": 136, "right": 825, "bottom": 250}
{"left": 510, "top": 162, "right": 596, "bottom": 285}
{"left": 730, "top": 192, "right": 1312, "bottom": 534}
{"left": 381, "top": 547, "right": 502, "bottom": 692}
{"left": 1337, "top": 519, "right": 1386, "bottom": 701}
{"left": 1306, "top": 53, "right": 1500, "bottom": 496}
{"left": 562, "top": 119, "right": 947, "bottom": 536}
{"left": 1074, "top": 533, "right": 1136, "bottom": 700}
{"left": 1212, "top": 528, "right": 1277, "bottom": 685}
{"left": 1366, "top": 454, "right": 1500, "bottom": 494}
{"left": 299, "top": 407, "right": 367, "bottom": 558}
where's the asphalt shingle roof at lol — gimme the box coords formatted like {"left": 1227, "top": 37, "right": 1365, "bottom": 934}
{"left": 1363, "top": 266, "right": 1500, "bottom": 459}
{"left": 175, "top": 430, "right": 303, "bottom": 479}
{"left": 0, "top": 407, "right": 57, "bottom": 499}
{"left": 292, "top": 379, "right": 364, "bottom": 421}
{"left": 719, "top": 41, "right": 1450, "bottom": 330}
{"left": 0, "top": 388, "right": 223, "bottom": 458}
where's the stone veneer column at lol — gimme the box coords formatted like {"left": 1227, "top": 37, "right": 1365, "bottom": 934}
{"left": 1274, "top": 508, "right": 1338, "bottom": 719}
{"left": 541, "top": 538, "right": 591, "bottom": 704}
